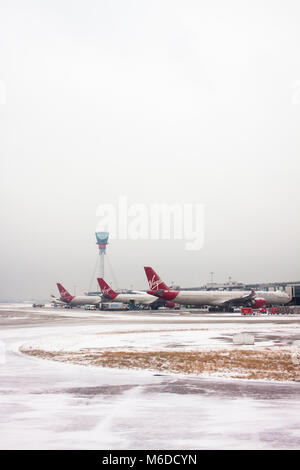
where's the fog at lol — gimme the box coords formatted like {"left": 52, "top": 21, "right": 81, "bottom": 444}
{"left": 1, "top": 1, "right": 300, "bottom": 299}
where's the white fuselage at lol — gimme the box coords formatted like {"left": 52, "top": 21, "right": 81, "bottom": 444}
{"left": 169, "top": 290, "right": 291, "bottom": 307}
{"left": 172, "top": 290, "right": 250, "bottom": 306}
{"left": 69, "top": 295, "right": 101, "bottom": 306}
{"left": 111, "top": 292, "right": 157, "bottom": 305}
{"left": 255, "top": 290, "right": 291, "bottom": 306}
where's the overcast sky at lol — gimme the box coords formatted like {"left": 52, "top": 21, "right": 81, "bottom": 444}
{"left": 1, "top": 1, "right": 300, "bottom": 299}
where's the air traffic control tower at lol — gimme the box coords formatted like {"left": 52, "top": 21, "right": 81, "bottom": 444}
{"left": 95, "top": 231, "right": 109, "bottom": 279}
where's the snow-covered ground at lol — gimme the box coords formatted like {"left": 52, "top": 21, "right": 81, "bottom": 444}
{"left": 24, "top": 321, "right": 300, "bottom": 348}
{"left": 0, "top": 304, "right": 300, "bottom": 449}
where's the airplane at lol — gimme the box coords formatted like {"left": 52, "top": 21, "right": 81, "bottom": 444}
{"left": 97, "top": 278, "right": 165, "bottom": 309}
{"left": 144, "top": 267, "right": 290, "bottom": 311}
{"left": 54, "top": 283, "right": 102, "bottom": 307}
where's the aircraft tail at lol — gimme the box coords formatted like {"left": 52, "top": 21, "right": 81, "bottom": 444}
{"left": 97, "top": 278, "right": 118, "bottom": 299}
{"left": 56, "top": 283, "right": 74, "bottom": 303}
{"left": 144, "top": 267, "right": 170, "bottom": 291}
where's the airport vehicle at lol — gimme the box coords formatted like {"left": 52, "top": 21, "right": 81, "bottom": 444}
{"left": 144, "top": 267, "right": 290, "bottom": 310}
{"left": 84, "top": 304, "right": 97, "bottom": 310}
{"left": 54, "top": 283, "right": 102, "bottom": 307}
{"left": 100, "top": 302, "right": 129, "bottom": 311}
{"left": 97, "top": 278, "right": 159, "bottom": 308}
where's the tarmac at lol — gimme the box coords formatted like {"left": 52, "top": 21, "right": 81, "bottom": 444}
{"left": 0, "top": 304, "right": 300, "bottom": 449}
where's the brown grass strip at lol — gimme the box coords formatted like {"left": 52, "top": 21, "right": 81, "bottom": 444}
{"left": 20, "top": 348, "right": 300, "bottom": 382}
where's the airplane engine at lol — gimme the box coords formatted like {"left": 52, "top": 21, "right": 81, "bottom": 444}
{"left": 252, "top": 298, "right": 266, "bottom": 308}
{"left": 165, "top": 301, "right": 175, "bottom": 308}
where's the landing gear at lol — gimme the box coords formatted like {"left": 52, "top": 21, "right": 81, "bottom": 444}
{"left": 208, "top": 306, "right": 234, "bottom": 313}
{"left": 209, "top": 307, "right": 221, "bottom": 312}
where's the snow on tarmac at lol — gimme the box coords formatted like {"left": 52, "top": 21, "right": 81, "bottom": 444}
{"left": 1, "top": 304, "right": 300, "bottom": 449}
{"left": 19, "top": 326, "right": 288, "bottom": 352}
{"left": 20, "top": 314, "right": 300, "bottom": 353}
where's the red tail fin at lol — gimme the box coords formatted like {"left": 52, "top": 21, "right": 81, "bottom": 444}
{"left": 57, "top": 283, "right": 74, "bottom": 303}
{"left": 144, "top": 267, "right": 170, "bottom": 291}
{"left": 97, "top": 278, "right": 118, "bottom": 299}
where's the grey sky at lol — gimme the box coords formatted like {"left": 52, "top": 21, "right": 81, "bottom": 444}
{"left": 1, "top": 1, "right": 300, "bottom": 299}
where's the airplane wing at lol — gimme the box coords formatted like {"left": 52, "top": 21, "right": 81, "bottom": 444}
{"left": 213, "top": 290, "right": 256, "bottom": 307}
{"left": 51, "top": 294, "right": 70, "bottom": 305}
{"left": 50, "top": 297, "right": 66, "bottom": 305}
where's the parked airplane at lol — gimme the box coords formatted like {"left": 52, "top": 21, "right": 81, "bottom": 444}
{"left": 54, "top": 283, "right": 102, "bottom": 307}
{"left": 97, "top": 278, "right": 161, "bottom": 308}
{"left": 144, "top": 267, "right": 290, "bottom": 310}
